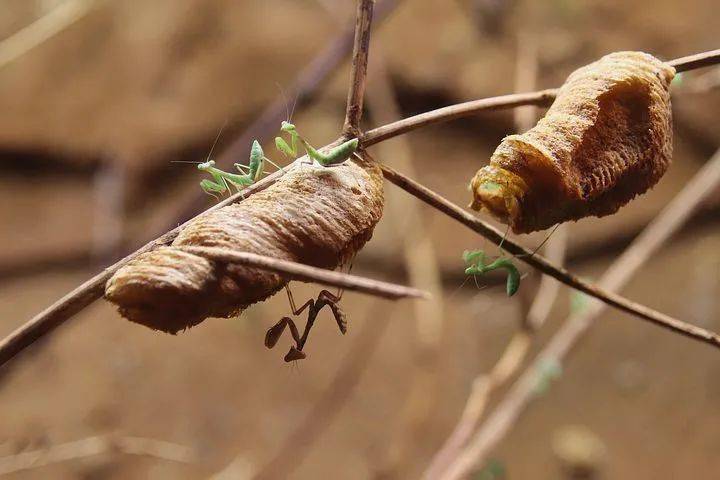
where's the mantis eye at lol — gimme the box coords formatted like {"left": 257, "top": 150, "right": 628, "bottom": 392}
{"left": 281, "top": 121, "right": 295, "bottom": 132}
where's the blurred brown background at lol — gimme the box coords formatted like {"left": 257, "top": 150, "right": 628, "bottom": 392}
{"left": 0, "top": 0, "right": 719, "bottom": 478}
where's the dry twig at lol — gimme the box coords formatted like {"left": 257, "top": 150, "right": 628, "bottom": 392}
{"left": 439, "top": 146, "right": 720, "bottom": 480}
{"left": 365, "top": 51, "right": 446, "bottom": 478}
{"left": 178, "top": 247, "right": 428, "bottom": 300}
{"left": 0, "top": 435, "right": 195, "bottom": 475}
{"left": 343, "top": 0, "right": 375, "bottom": 136}
{"left": 0, "top": 0, "right": 96, "bottom": 70}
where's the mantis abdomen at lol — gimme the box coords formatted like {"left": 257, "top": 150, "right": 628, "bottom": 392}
{"left": 105, "top": 155, "right": 384, "bottom": 333}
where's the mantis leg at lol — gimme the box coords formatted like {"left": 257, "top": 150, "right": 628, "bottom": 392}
{"left": 263, "top": 156, "right": 285, "bottom": 173}
{"left": 275, "top": 137, "right": 297, "bottom": 159}
{"left": 267, "top": 286, "right": 348, "bottom": 362}
{"left": 285, "top": 285, "right": 314, "bottom": 316}
{"left": 482, "top": 258, "right": 521, "bottom": 296}
{"left": 200, "top": 179, "right": 227, "bottom": 200}
{"left": 265, "top": 317, "right": 302, "bottom": 349}
{"left": 296, "top": 290, "right": 348, "bottom": 349}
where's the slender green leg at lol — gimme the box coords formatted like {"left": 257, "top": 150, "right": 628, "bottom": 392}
{"left": 200, "top": 179, "right": 227, "bottom": 200}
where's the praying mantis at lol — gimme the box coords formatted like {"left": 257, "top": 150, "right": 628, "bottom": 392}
{"left": 462, "top": 225, "right": 559, "bottom": 297}
{"left": 275, "top": 121, "right": 359, "bottom": 166}
{"left": 196, "top": 139, "right": 283, "bottom": 199}
{"left": 463, "top": 249, "right": 521, "bottom": 297}
{"left": 193, "top": 121, "right": 360, "bottom": 200}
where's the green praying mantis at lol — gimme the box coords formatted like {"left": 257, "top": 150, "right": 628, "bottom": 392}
{"left": 275, "top": 121, "right": 359, "bottom": 166}
{"left": 463, "top": 249, "right": 521, "bottom": 297}
{"left": 190, "top": 121, "right": 360, "bottom": 199}
{"left": 462, "top": 225, "right": 559, "bottom": 297}
{"left": 195, "top": 139, "right": 284, "bottom": 199}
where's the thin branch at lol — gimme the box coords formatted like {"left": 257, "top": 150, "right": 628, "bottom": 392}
{"left": 362, "top": 49, "right": 720, "bottom": 146}
{"left": 3, "top": 48, "right": 719, "bottom": 371}
{"left": 525, "top": 225, "right": 567, "bottom": 330}
{"left": 425, "top": 37, "right": 547, "bottom": 479}
{"left": 0, "top": 0, "right": 96, "bottom": 69}
{"left": 423, "top": 332, "right": 532, "bottom": 480}
{"left": 343, "top": 0, "right": 375, "bottom": 136}
{"left": 0, "top": 435, "right": 195, "bottom": 475}
{"left": 365, "top": 49, "right": 446, "bottom": 478}
{"left": 668, "top": 48, "right": 720, "bottom": 72}
{"left": 178, "top": 246, "right": 429, "bottom": 300}
{"left": 440, "top": 146, "right": 720, "bottom": 480}
{"left": 361, "top": 90, "right": 558, "bottom": 146}
{"left": 375, "top": 158, "right": 720, "bottom": 349}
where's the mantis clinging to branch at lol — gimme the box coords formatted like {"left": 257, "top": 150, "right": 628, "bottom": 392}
{"left": 190, "top": 137, "right": 283, "bottom": 199}
{"left": 275, "top": 121, "right": 359, "bottom": 166}
{"left": 462, "top": 224, "right": 559, "bottom": 297}
{"left": 463, "top": 249, "right": 522, "bottom": 297}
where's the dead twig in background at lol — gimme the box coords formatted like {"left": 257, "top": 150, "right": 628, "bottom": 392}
{"left": 91, "top": 157, "right": 126, "bottom": 263}
{"left": 439, "top": 146, "right": 720, "bottom": 480}
{"left": 366, "top": 51, "right": 446, "bottom": 479}
{"left": 512, "top": 32, "right": 540, "bottom": 134}
{"left": 376, "top": 158, "right": 720, "bottom": 349}
{"left": 0, "top": 435, "right": 195, "bottom": 475}
{"left": 178, "top": 247, "right": 429, "bottom": 300}
{"left": 3, "top": 48, "right": 720, "bottom": 371}
{"left": 424, "top": 34, "right": 547, "bottom": 479}
{"left": 423, "top": 332, "right": 531, "bottom": 480}
{"left": 0, "top": 0, "right": 97, "bottom": 70}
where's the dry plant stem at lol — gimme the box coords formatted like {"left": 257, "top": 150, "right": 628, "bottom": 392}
{"left": 441, "top": 147, "right": 720, "bottom": 480}
{"left": 361, "top": 48, "right": 720, "bottom": 147}
{"left": 361, "top": 90, "right": 558, "bottom": 146}
{"left": 376, "top": 158, "right": 720, "bottom": 349}
{"left": 3, "top": 48, "right": 720, "bottom": 371}
{"left": 0, "top": 0, "right": 96, "bottom": 69}
{"left": 0, "top": 435, "right": 195, "bottom": 475}
{"left": 526, "top": 225, "right": 567, "bottom": 330}
{"left": 366, "top": 51, "right": 446, "bottom": 478}
{"left": 425, "top": 38, "right": 544, "bottom": 479}
{"left": 423, "top": 332, "right": 531, "bottom": 480}
{"left": 343, "top": 0, "right": 375, "bottom": 136}
{"left": 251, "top": 303, "right": 392, "bottom": 480}
{"left": 669, "top": 48, "right": 720, "bottom": 72}
{"left": 178, "top": 246, "right": 428, "bottom": 300}
{"left": 512, "top": 32, "right": 540, "bottom": 133}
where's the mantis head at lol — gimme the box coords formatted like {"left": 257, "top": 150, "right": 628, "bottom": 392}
{"left": 280, "top": 121, "right": 297, "bottom": 135}
{"left": 198, "top": 160, "right": 216, "bottom": 171}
